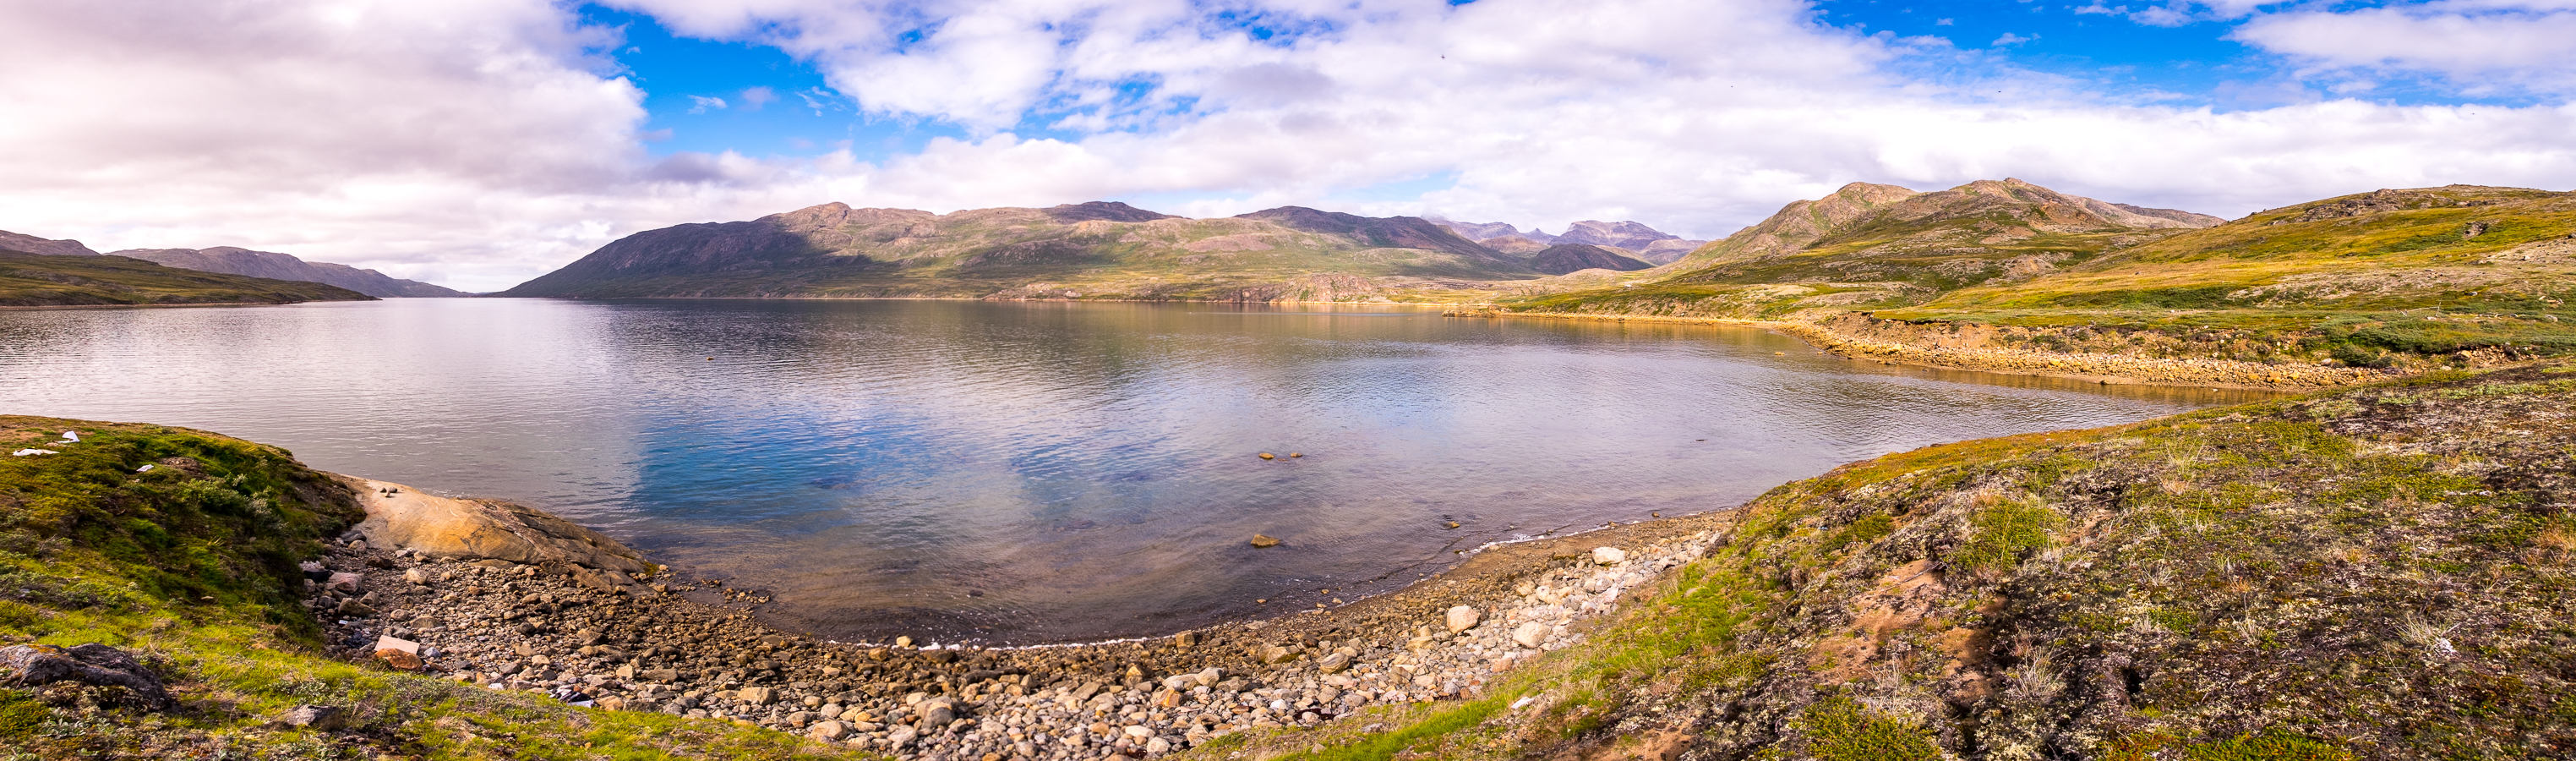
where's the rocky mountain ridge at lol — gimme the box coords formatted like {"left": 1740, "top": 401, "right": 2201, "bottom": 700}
{"left": 1428, "top": 217, "right": 1707, "bottom": 264}
{"left": 114, "top": 246, "right": 464, "bottom": 298}
{"left": 499, "top": 201, "right": 1551, "bottom": 300}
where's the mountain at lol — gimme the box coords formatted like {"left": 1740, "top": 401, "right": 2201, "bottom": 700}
{"left": 0, "top": 230, "right": 101, "bottom": 257}
{"left": 1526, "top": 244, "right": 1655, "bottom": 275}
{"left": 0, "top": 250, "right": 373, "bottom": 306}
{"left": 114, "top": 246, "right": 465, "bottom": 297}
{"left": 1516, "top": 178, "right": 2229, "bottom": 313}
{"left": 500, "top": 201, "right": 1543, "bottom": 301}
{"left": 1509, "top": 180, "right": 2572, "bottom": 369}
{"left": 1430, "top": 217, "right": 1706, "bottom": 264}
{"left": 1553, "top": 220, "right": 1708, "bottom": 263}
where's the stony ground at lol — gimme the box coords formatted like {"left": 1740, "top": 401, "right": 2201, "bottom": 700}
{"left": 305, "top": 511, "right": 1736, "bottom": 761}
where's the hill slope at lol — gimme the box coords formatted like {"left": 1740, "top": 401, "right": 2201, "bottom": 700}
{"left": 501, "top": 201, "right": 1541, "bottom": 301}
{"left": 116, "top": 247, "right": 464, "bottom": 297}
{"left": 1238, "top": 360, "right": 2576, "bottom": 761}
{"left": 1504, "top": 182, "right": 2573, "bottom": 373}
{"left": 0, "top": 231, "right": 101, "bottom": 258}
{"left": 0, "top": 251, "right": 372, "bottom": 307}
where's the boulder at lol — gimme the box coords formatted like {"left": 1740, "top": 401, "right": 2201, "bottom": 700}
{"left": 373, "top": 635, "right": 422, "bottom": 670}
{"left": 1592, "top": 546, "right": 1628, "bottom": 565}
{"left": 1444, "top": 605, "right": 1482, "bottom": 633}
{"left": 280, "top": 704, "right": 346, "bottom": 730}
{"left": 1512, "top": 621, "right": 1549, "bottom": 649}
{"left": 739, "top": 686, "right": 776, "bottom": 705}
{"left": 809, "top": 720, "right": 854, "bottom": 741}
{"left": 336, "top": 475, "right": 652, "bottom": 574}
{"left": 0, "top": 643, "right": 172, "bottom": 709}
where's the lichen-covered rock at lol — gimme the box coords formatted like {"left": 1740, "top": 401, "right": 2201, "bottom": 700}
{"left": 0, "top": 643, "right": 172, "bottom": 709}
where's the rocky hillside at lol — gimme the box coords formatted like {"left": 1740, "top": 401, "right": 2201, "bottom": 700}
{"left": 1299, "top": 360, "right": 2576, "bottom": 761}
{"left": 500, "top": 201, "right": 1542, "bottom": 301}
{"left": 117, "top": 246, "right": 464, "bottom": 298}
{"left": 0, "top": 251, "right": 371, "bottom": 307}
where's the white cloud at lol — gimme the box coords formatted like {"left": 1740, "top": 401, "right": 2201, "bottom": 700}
{"left": 2, "top": 0, "right": 2573, "bottom": 292}
{"left": 2232, "top": 1, "right": 2576, "bottom": 91}
{"left": 740, "top": 85, "right": 777, "bottom": 110}
{"left": 1993, "top": 32, "right": 2038, "bottom": 46}
{"left": 688, "top": 95, "right": 729, "bottom": 112}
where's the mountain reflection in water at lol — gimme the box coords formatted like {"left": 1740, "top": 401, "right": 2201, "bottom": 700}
{"left": 0, "top": 299, "right": 2270, "bottom": 643}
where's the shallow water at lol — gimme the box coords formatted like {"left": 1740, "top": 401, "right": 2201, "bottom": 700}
{"left": 0, "top": 299, "right": 2268, "bottom": 642}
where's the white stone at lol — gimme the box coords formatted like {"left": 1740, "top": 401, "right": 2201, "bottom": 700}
{"left": 1512, "top": 622, "right": 1548, "bottom": 649}
{"left": 1592, "top": 546, "right": 1627, "bottom": 565}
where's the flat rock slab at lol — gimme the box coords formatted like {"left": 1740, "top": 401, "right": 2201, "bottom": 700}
{"left": 334, "top": 474, "right": 651, "bottom": 574}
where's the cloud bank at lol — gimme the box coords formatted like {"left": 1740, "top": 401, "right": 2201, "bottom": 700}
{"left": 1, "top": 0, "right": 2570, "bottom": 292}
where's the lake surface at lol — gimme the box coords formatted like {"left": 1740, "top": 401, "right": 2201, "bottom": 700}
{"left": 0, "top": 299, "right": 2268, "bottom": 643}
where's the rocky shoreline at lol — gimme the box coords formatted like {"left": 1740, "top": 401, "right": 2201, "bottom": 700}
{"left": 307, "top": 479, "right": 1737, "bottom": 760}
{"left": 1451, "top": 309, "right": 2388, "bottom": 390}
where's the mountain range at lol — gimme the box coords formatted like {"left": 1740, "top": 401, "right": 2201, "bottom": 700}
{"left": 0, "top": 229, "right": 459, "bottom": 299}
{"left": 501, "top": 201, "right": 1581, "bottom": 301}
{"left": 1427, "top": 217, "right": 1706, "bottom": 263}
{"left": 114, "top": 247, "right": 464, "bottom": 298}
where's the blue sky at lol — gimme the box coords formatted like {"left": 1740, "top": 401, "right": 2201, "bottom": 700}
{"left": 582, "top": 5, "right": 969, "bottom": 162}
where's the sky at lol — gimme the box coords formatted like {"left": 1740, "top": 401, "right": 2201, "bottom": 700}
{"left": 2, "top": 0, "right": 2572, "bottom": 292}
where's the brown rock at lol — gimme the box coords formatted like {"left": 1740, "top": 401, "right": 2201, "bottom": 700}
{"left": 1249, "top": 534, "right": 1280, "bottom": 548}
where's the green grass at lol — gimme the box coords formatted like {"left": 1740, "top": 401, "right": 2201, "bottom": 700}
{"left": 1800, "top": 697, "right": 1941, "bottom": 761}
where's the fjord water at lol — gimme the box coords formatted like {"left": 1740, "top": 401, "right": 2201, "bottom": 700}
{"left": 0, "top": 299, "right": 2264, "bottom": 642}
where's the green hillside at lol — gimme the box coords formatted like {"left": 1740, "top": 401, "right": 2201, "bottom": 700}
{"left": 1506, "top": 183, "right": 2576, "bottom": 368}
{"left": 0, "top": 252, "right": 372, "bottom": 307}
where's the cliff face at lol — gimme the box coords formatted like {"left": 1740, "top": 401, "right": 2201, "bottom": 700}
{"left": 113, "top": 247, "right": 464, "bottom": 297}
{"left": 499, "top": 201, "right": 1542, "bottom": 299}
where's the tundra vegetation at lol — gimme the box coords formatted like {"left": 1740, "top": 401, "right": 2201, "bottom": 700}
{"left": 1214, "top": 360, "right": 2576, "bottom": 761}
{"left": 1509, "top": 183, "right": 2576, "bottom": 372}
